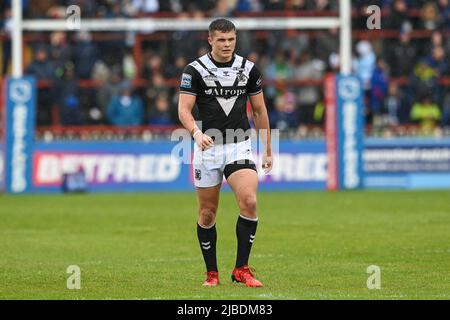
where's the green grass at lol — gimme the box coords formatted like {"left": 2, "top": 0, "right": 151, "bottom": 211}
{"left": 0, "top": 190, "right": 449, "bottom": 300}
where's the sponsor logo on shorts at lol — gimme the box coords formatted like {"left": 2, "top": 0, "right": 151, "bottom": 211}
{"left": 195, "top": 169, "right": 202, "bottom": 180}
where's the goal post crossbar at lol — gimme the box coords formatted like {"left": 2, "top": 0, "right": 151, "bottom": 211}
{"left": 12, "top": 0, "right": 352, "bottom": 77}
{"left": 21, "top": 17, "right": 341, "bottom": 32}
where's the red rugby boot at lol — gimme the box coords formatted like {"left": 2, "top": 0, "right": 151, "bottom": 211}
{"left": 231, "top": 265, "right": 263, "bottom": 287}
{"left": 203, "top": 271, "right": 219, "bottom": 286}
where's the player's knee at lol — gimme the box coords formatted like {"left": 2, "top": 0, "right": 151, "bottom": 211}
{"left": 240, "top": 195, "right": 257, "bottom": 215}
{"left": 199, "top": 207, "right": 217, "bottom": 226}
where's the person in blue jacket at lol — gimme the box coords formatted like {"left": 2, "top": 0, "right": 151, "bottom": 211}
{"left": 107, "top": 81, "right": 144, "bottom": 126}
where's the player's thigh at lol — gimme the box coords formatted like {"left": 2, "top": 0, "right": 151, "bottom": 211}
{"left": 196, "top": 183, "right": 222, "bottom": 216}
{"left": 226, "top": 167, "right": 258, "bottom": 215}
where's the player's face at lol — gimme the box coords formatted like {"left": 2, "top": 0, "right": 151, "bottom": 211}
{"left": 208, "top": 31, "right": 236, "bottom": 62}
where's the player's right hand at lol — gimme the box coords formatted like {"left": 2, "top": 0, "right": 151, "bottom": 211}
{"left": 193, "top": 130, "right": 214, "bottom": 151}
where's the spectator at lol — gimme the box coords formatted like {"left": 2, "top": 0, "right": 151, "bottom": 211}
{"left": 314, "top": 0, "right": 336, "bottom": 11}
{"left": 142, "top": 53, "right": 164, "bottom": 80}
{"left": 385, "top": 82, "right": 408, "bottom": 125}
{"left": 287, "top": 0, "right": 309, "bottom": 10}
{"left": 387, "top": 30, "right": 417, "bottom": 77}
{"left": 438, "top": 0, "right": 450, "bottom": 28}
{"left": 148, "top": 94, "right": 174, "bottom": 125}
{"left": 386, "top": 0, "right": 411, "bottom": 30}
{"left": 441, "top": 91, "right": 450, "bottom": 126}
{"left": 26, "top": 46, "right": 54, "bottom": 80}
{"left": 131, "top": 0, "right": 160, "bottom": 14}
{"left": 26, "top": 46, "right": 55, "bottom": 125}
{"left": 211, "top": 0, "right": 235, "bottom": 16}
{"left": 262, "top": 0, "right": 285, "bottom": 10}
{"left": 165, "top": 55, "right": 187, "bottom": 79}
{"left": 123, "top": 48, "right": 137, "bottom": 79}
{"left": 97, "top": 66, "right": 125, "bottom": 120}
{"left": 410, "top": 94, "right": 442, "bottom": 134}
{"left": 354, "top": 40, "right": 376, "bottom": 94}
{"left": 420, "top": 1, "right": 440, "bottom": 30}
{"left": 73, "top": 31, "right": 98, "bottom": 79}
{"left": 49, "top": 31, "right": 71, "bottom": 79}
{"left": 314, "top": 28, "right": 339, "bottom": 63}
{"left": 269, "top": 91, "right": 299, "bottom": 130}
{"left": 235, "top": 0, "right": 262, "bottom": 12}
{"left": 294, "top": 51, "right": 325, "bottom": 124}
{"left": 265, "top": 50, "right": 293, "bottom": 101}
{"left": 430, "top": 30, "right": 444, "bottom": 52}
{"left": 370, "top": 58, "right": 389, "bottom": 119}
{"left": 55, "top": 63, "right": 82, "bottom": 126}
{"left": 426, "top": 46, "right": 449, "bottom": 77}
{"left": 408, "top": 59, "right": 441, "bottom": 107}
{"left": 107, "top": 82, "right": 144, "bottom": 126}
{"left": 145, "top": 73, "right": 169, "bottom": 113}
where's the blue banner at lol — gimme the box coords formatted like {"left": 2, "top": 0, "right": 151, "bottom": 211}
{"left": 30, "top": 138, "right": 450, "bottom": 193}
{"left": 4, "top": 77, "right": 36, "bottom": 193}
{"left": 32, "top": 140, "right": 328, "bottom": 193}
{"left": 336, "top": 75, "right": 365, "bottom": 189}
{"left": 364, "top": 138, "right": 450, "bottom": 189}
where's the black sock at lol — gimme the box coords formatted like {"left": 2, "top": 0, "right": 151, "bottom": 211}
{"left": 197, "top": 223, "right": 218, "bottom": 272}
{"left": 235, "top": 215, "right": 258, "bottom": 268}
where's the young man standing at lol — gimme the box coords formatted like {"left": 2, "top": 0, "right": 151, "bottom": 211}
{"left": 178, "top": 18, "right": 272, "bottom": 287}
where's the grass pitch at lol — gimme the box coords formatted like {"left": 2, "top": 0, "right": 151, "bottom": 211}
{"left": 0, "top": 190, "right": 449, "bottom": 300}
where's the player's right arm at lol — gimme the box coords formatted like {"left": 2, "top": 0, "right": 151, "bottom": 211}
{"left": 178, "top": 67, "right": 214, "bottom": 150}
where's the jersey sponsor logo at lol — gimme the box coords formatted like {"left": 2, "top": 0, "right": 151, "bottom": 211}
{"left": 203, "top": 74, "right": 218, "bottom": 81}
{"left": 33, "top": 152, "right": 181, "bottom": 185}
{"left": 204, "top": 88, "right": 246, "bottom": 98}
{"left": 181, "top": 73, "right": 192, "bottom": 88}
{"left": 256, "top": 77, "right": 262, "bottom": 87}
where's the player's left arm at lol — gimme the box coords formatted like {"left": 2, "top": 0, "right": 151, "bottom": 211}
{"left": 247, "top": 66, "right": 272, "bottom": 174}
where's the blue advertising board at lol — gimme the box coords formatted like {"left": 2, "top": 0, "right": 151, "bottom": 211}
{"left": 32, "top": 140, "right": 328, "bottom": 193}
{"left": 364, "top": 138, "right": 450, "bottom": 189}
{"left": 336, "top": 75, "right": 365, "bottom": 189}
{"left": 31, "top": 138, "right": 450, "bottom": 193}
{"left": 4, "top": 77, "right": 36, "bottom": 194}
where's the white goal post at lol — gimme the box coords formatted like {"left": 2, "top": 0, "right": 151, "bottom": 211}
{"left": 11, "top": 0, "right": 352, "bottom": 77}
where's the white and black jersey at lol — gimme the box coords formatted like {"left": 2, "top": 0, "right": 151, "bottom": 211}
{"left": 179, "top": 52, "right": 263, "bottom": 143}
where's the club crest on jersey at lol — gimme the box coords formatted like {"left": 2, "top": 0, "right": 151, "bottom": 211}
{"left": 237, "top": 72, "right": 248, "bottom": 83}
{"left": 181, "top": 73, "right": 192, "bottom": 88}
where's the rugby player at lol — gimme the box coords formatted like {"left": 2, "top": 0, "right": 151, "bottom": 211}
{"left": 178, "top": 18, "right": 272, "bottom": 287}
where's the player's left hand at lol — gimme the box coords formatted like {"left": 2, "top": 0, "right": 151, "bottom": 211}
{"left": 262, "top": 152, "right": 273, "bottom": 174}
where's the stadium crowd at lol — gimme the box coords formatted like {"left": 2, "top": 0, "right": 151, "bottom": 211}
{"left": 1, "top": 0, "right": 450, "bottom": 138}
